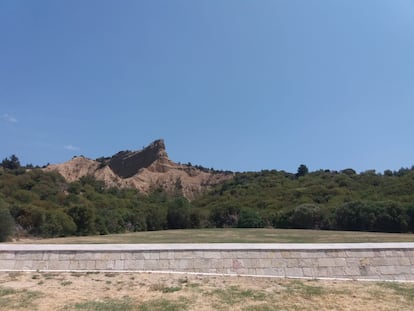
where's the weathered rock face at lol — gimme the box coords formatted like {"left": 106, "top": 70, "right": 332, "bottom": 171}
{"left": 108, "top": 139, "right": 168, "bottom": 178}
{"left": 44, "top": 139, "right": 233, "bottom": 200}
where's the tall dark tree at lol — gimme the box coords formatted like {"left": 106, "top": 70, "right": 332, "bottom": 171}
{"left": 0, "top": 199, "right": 14, "bottom": 241}
{"left": 1, "top": 154, "right": 21, "bottom": 170}
{"left": 296, "top": 164, "right": 309, "bottom": 178}
{"left": 167, "top": 197, "right": 191, "bottom": 229}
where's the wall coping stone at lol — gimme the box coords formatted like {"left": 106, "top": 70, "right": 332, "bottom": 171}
{"left": 1, "top": 242, "right": 414, "bottom": 252}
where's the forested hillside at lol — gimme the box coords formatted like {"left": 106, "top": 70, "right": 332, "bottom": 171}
{"left": 1, "top": 154, "right": 414, "bottom": 241}
{"left": 0, "top": 155, "right": 200, "bottom": 241}
{"left": 195, "top": 167, "right": 414, "bottom": 233}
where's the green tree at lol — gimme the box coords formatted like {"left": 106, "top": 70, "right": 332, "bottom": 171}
{"left": 296, "top": 164, "right": 309, "bottom": 178}
{"left": 167, "top": 197, "right": 191, "bottom": 229}
{"left": 0, "top": 199, "right": 14, "bottom": 241}
{"left": 237, "top": 208, "right": 264, "bottom": 228}
{"left": 290, "top": 204, "right": 322, "bottom": 229}
{"left": 146, "top": 204, "right": 168, "bottom": 231}
{"left": 209, "top": 205, "right": 240, "bottom": 228}
{"left": 39, "top": 210, "right": 77, "bottom": 237}
{"left": 1, "top": 154, "right": 21, "bottom": 170}
{"left": 67, "top": 205, "right": 97, "bottom": 236}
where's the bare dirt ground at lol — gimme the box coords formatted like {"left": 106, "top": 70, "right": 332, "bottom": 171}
{"left": 1, "top": 271, "right": 414, "bottom": 310}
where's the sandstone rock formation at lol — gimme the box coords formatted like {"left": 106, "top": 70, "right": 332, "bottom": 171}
{"left": 44, "top": 139, "right": 233, "bottom": 200}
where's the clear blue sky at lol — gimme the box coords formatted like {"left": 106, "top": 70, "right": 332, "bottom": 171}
{"left": 1, "top": 0, "right": 413, "bottom": 173}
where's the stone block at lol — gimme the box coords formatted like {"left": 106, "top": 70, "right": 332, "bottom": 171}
{"left": 124, "top": 260, "right": 144, "bottom": 270}
{"left": 13, "top": 260, "right": 33, "bottom": 270}
{"left": 0, "top": 252, "right": 15, "bottom": 260}
{"left": 300, "top": 251, "right": 325, "bottom": 258}
{"left": 193, "top": 258, "right": 211, "bottom": 269}
{"left": 270, "top": 259, "right": 287, "bottom": 268}
{"left": 346, "top": 250, "right": 375, "bottom": 258}
{"left": 302, "top": 268, "right": 315, "bottom": 277}
{"left": 394, "top": 266, "right": 412, "bottom": 275}
{"left": 281, "top": 251, "right": 292, "bottom": 259}
{"left": 268, "top": 251, "right": 283, "bottom": 259}
{"left": 345, "top": 258, "right": 361, "bottom": 266}
{"left": 75, "top": 252, "right": 94, "bottom": 260}
{"left": 0, "top": 260, "right": 16, "bottom": 270}
{"left": 384, "top": 250, "right": 405, "bottom": 257}
{"left": 314, "top": 267, "right": 330, "bottom": 277}
{"left": 288, "top": 252, "right": 303, "bottom": 259}
{"left": 379, "top": 266, "right": 397, "bottom": 275}
{"left": 113, "top": 260, "right": 124, "bottom": 270}
{"left": 143, "top": 252, "right": 160, "bottom": 260}
{"left": 210, "top": 259, "right": 226, "bottom": 269}
{"left": 247, "top": 268, "right": 257, "bottom": 274}
{"left": 46, "top": 260, "right": 70, "bottom": 270}
{"left": 285, "top": 267, "right": 304, "bottom": 278}
{"left": 235, "top": 268, "right": 248, "bottom": 275}
{"left": 230, "top": 251, "right": 247, "bottom": 258}
{"left": 398, "top": 257, "right": 411, "bottom": 266}
{"left": 192, "top": 251, "right": 204, "bottom": 258}
{"left": 220, "top": 251, "right": 235, "bottom": 259}
{"left": 246, "top": 251, "right": 263, "bottom": 259}
{"left": 316, "top": 258, "right": 337, "bottom": 267}
{"left": 172, "top": 251, "right": 193, "bottom": 259}
{"left": 344, "top": 266, "right": 360, "bottom": 276}
{"left": 333, "top": 258, "right": 347, "bottom": 266}
{"left": 263, "top": 267, "right": 285, "bottom": 276}
{"left": 286, "top": 259, "right": 300, "bottom": 268}
{"left": 221, "top": 259, "right": 233, "bottom": 268}
{"left": 330, "top": 267, "right": 347, "bottom": 277}
{"left": 72, "top": 260, "right": 86, "bottom": 270}
{"left": 131, "top": 253, "right": 145, "bottom": 260}
{"left": 31, "top": 261, "right": 48, "bottom": 270}
{"left": 157, "top": 259, "right": 169, "bottom": 270}
{"left": 81, "top": 260, "right": 96, "bottom": 270}
{"left": 240, "top": 259, "right": 256, "bottom": 268}
{"left": 326, "top": 250, "right": 347, "bottom": 258}
{"left": 256, "top": 259, "right": 272, "bottom": 268}
{"left": 370, "top": 257, "right": 392, "bottom": 266}
{"left": 298, "top": 258, "right": 314, "bottom": 268}
{"left": 95, "top": 260, "right": 114, "bottom": 270}
{"left": 203, "top": 252, "right": 222, "bottom": 259}
{"left": 98, "top": 252, "right": 121, "bottom": 260}
{"left": 143, "top": 260, "right": 159, "bottom": 270}
{"left": 60, "top": 253, "right": 78, "bottom": 261}
{"left": 16, "top": 252, "right": 43, "bottom": 261}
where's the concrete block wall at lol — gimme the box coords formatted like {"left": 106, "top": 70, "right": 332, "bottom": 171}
{"left": 1, "top": 243, "right": 414, "bottom": 281}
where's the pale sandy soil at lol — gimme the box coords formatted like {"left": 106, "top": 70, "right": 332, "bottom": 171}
{"left": 0, "top": 271, "right": 413, "bottom": 310}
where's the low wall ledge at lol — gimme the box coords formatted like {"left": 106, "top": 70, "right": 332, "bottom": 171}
{"left": 1, "top": 242, "right": 414, "bottom": 252}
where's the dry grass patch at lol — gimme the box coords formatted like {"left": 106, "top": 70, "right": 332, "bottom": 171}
{"left": 0, "top": 272, "right": 414, "bottom": 310}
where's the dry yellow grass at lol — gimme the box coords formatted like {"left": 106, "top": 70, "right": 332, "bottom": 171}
{"left": 1, "top": 271, "right": 414, "bottom": 310}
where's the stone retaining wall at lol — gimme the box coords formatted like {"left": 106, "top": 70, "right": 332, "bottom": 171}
{"left": 1, "top": 243, "right": 414, "bottom": 281}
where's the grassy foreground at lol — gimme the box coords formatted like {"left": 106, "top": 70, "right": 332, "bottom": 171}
{"left": 16, "top": 228, "right": 414, "bottom": 244}
{"left": 1, "top": 271, "right": 414, "bottom": 310}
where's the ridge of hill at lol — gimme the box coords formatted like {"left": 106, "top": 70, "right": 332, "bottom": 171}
{"left": 44, "top": 139, "right": 233, "bottom": 200}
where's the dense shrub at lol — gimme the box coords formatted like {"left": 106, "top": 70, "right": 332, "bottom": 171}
{"left": 0, "top": 203, "right": 14, "bottom": 241}
{"left": 237, "top": 208, "right": 264, "bottom": 228}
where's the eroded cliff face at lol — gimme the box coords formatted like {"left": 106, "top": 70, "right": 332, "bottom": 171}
{"left": 44, "top": 139, "right": 232, "bottom": 200}
{"left": 108, "top": 139, "right": 169, "bottom": 178}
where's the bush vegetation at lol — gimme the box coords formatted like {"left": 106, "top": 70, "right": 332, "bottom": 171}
{"left": 2, "top": 155, "right": 414, "bottom": 240}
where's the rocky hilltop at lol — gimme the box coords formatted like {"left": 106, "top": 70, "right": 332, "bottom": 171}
{"left": 44, "top": 139, "right": 233, "bottom": 199}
